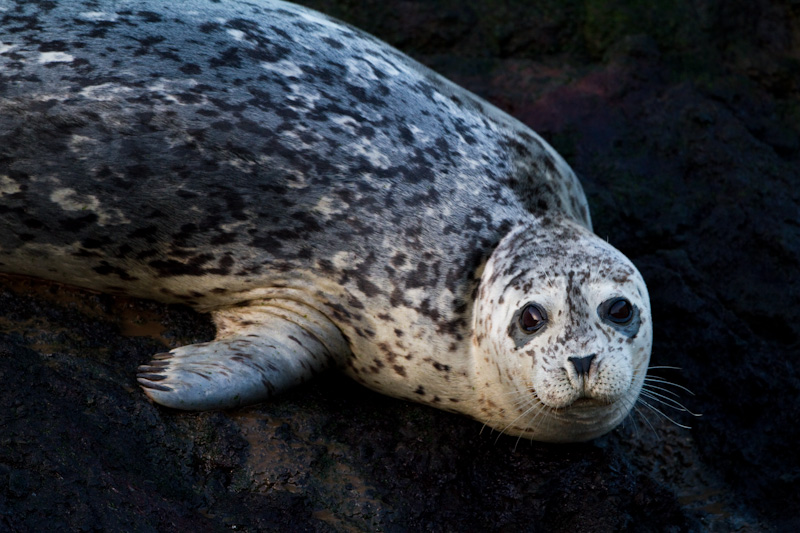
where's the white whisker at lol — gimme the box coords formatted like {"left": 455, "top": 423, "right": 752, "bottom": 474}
{"left": 495, "top": 401, "right": 540, "bottom": 445}
{"left": 616, "top": 394, "right": 639, "bottom": 437}
{"left": 642, "top": 383, "right": 683, "bottom": 399}
{"left": 632, "top": 403, "right": 660, "bottom": 438}
{"left": 640, "top": 389, "right": 703, "bottom": 417}
{"left": 644, "top": 377, "right": 695, "bottom": 396}
{"left": 638, "top": 398, "right": 694, "bottom": 429}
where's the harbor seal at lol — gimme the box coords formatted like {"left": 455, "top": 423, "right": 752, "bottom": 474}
{"left": 0, "top": 0, "right": 651, "bottom": 442}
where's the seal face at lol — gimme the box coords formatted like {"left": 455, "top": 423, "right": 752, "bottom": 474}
{"left": 473, "top": 219, "right": 651, "bottom": 441}
{"left": 0, "top": 0, "right": 651, "bottom": 442}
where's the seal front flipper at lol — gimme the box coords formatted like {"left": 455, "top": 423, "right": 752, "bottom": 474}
{"left": 137, "top": 299, "right": 350, "bottom": 410}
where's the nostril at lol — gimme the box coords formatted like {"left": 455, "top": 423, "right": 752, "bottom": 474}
{"left": 568, "top": 354, "right": 596, "bottom": 377}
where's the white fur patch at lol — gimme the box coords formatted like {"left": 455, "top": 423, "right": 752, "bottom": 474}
{"left": 49, "top": 188, "right": 131, "bottom": 226}
{"left": 261, "top": 60, "right": 305, "bottom": 78}
{"left": 0, "top": 175, "right": 21, "bottom": 196}
{"left": 79, "top": 12, "right": 118, "bottom": 22}
{"left": 38, "top": 52, "right": 74, "bottom": 64}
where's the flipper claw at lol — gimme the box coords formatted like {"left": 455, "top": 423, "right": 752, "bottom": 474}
{"left": 137, "top": 373, "right": 167, "bottom": 381}
{"left": 138, "top": 365, "right": 168, "bottom": 373}
{"left": 136, "top": 299, "right": 349, "bottom": 410}
{"left": 137, "top": 378, "right": 173, "bottom": 392}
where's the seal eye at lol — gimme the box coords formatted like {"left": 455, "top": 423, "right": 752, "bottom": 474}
{"left": 607, "top": 298, "right": 633, "bottom": 324}
{"left": 519, "top": 304, "right": 547, "bottom": 333}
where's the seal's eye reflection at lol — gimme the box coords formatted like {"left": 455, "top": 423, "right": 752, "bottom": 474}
{"left": 606, "top": 297, "right": 633, "bottom": 324}
{"left": 519, "top": 304, "right": 547, "bottom": 333}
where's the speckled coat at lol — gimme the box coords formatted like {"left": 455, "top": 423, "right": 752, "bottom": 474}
{"left": 0, "top": 0, "right": 647, "bottom": 441}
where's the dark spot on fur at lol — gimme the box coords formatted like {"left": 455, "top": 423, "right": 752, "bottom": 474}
{"left": 128, "top": 225, "right": 159, "bottom": 241}
{"left": 59, "top": 214, "right": 98, "bottom": 232}
{"left": 180, "top": 63, "right": 202, "bottom": 75}
{"left": 92, "top": 261, "right": 138, "bottom": 281}
{"left": 322, "top": 37, "right": 343, "bottom": 49}
{"left": 23, "top": 219, "right": 44, "bottom": 229}
{"left": 433, "top": 362, "right": 451, "bottom": 372}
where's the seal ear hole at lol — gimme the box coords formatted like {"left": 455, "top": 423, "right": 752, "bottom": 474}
{"left": 519, "top": 303, "right": 548, "bottom": 333}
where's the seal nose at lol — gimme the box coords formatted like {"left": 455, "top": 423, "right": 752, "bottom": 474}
{"left": 568, "top": 354, "right": 596, "bottom": 377}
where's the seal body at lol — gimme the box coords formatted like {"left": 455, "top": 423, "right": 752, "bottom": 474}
{"left": 0, "top": 0, "right": 651, "bottom": 442}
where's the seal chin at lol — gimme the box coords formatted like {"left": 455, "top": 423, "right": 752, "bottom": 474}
{"left": 533, "top": 398, "right": 633, "bottom": 442}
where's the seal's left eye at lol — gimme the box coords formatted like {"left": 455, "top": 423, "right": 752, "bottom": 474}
{"left": 607, "top": 298, "right": 633, "bottom": 324}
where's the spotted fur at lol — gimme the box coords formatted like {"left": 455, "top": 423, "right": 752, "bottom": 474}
{"left": 0, "top": 0, "right": 650, "bottom": 441}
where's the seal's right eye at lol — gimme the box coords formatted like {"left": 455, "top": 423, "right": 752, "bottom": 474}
{"left": 519, "top": 304, "right": 548, "bottom": 333}
{"left": 606, "top": 297, "right": 633, "bottom": 324}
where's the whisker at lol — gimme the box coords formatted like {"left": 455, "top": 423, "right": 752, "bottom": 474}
{"left": 486, "top": 387, "right": 560, "bottom": 448}
{"left": 638, "top": 398, "right": 694, "bottom": 429}
{"left": 642, "top": 382, "right": 683, "bottom": 399}
{"left": 495, "top": 400, "right": 540, "bottom": 445}
{"left": 632, "top": 403, "right": 660, "bottom": 438}
{"left": 479, "top": 417, "right": 496, "bottom": 436}
{"left": 640, "top": 389, "right": 703, "bottom": 417}
{"left": 625, "top": 396, "right": 649, "bottom": 439}
{"left": 480, "top": 387, "right": 541, "bottom": 440}
{"left": 644, "top": 376, "right": 696, "bottom": 396}
{"left": 524, "top": 404, "right": 552, "bottom": 443}
{"left": 502, "top": 388, "right": 550, "bottom": 430}
{"left": 513, "top": 427, "right": 526, "bottom": 451}
{"left": 501, "top": 387, "right": 544, "bottom": 400}
{"left": 616, "top": 395, "right": 637, "bottom": 435}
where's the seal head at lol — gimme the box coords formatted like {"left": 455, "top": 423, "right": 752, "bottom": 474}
{"left": 472, "top": 217, "right": 652, "bottom": 442}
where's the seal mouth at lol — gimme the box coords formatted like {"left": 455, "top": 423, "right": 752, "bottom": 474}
{"left": 536, "top": 396, "right": 610, "bottom": 417}
{"left": 567, "top": 397, "right": 610, "bottom": 409}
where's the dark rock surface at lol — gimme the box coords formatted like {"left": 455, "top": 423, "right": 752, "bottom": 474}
{"left": 1, "top": 0, "right": 798, "bottom": 531}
